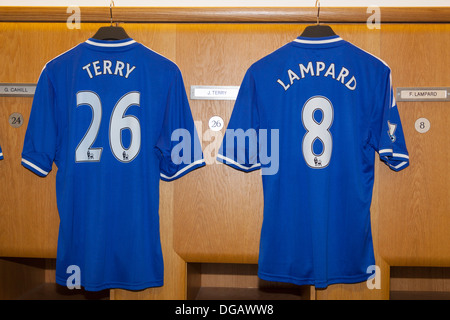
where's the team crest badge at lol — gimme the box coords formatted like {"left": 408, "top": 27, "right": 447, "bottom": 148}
{"left": 387, "top": 121, "right": 397, "bottom": 142}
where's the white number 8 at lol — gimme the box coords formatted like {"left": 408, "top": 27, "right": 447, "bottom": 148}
{"left": 302, "top": 96, "right": 333, "bottom": 169}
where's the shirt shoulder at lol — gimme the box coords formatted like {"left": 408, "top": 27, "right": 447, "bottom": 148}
{"left": 135, "top": 43, "right": 182, "bottom": 75}
{"left": 343, "top": 41, "right": 392, "bottom": 73}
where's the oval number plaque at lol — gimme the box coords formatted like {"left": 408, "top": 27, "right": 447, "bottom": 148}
{"left": 9, "top": 112, "right": 24, "bottom": 128}
{"left": 209, "top": 116, "right": 224, "bottom": 132}
{"left": 415, "top": 118, "right": 430, "bottom": 134}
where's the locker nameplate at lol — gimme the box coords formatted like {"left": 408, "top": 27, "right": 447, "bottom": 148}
{"left": 0, "top": 83, "right": 36, "bottom": 97}
{"left": 191, "top": 85, "right": 239, "bottom": 101}
{"left": 396, "top": 87, "right": 449, "bottom": 102}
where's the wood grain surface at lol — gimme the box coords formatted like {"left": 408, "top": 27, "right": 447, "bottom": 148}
{"left": 1, "top": 7, "right": 450, "bottom": 23}
{"left": 378, "top": 24, "right": 450, "bottom": 267}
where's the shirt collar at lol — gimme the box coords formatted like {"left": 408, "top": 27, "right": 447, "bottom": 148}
{"left": 85, "top": 38, "right": 136, "bottom": 48}
{"left": 293, "top": 35, "right": 343, "bottom": 45}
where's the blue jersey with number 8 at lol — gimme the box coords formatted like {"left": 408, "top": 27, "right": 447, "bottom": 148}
{"left": 218, "top": 35, "right": 409, "bottom": 288}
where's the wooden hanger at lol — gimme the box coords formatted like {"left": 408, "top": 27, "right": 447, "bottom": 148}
{"left": 92, "top": 1, "right": 130, "bottom": 40}
{"left": 300, "top": 0, "right": 336, "bottom": 38}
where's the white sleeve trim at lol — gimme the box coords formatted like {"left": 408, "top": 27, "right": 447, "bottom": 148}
{"left": 160, "top": 159, "right": 205, "bottom": 180}
{"left": 389, "top": 161, "right": 408, "bottom": 170}
{"left": 379, "top": 149, "right": 409, "bottom": 159}
{"left": 393, "top": 153, "right": 409, "bottom": 159}
{"left": 217, "top": 153, "right": 261, "bottom": 171}
{"left": 21, "top": 158, "right": 49, "bottom": 176}
{"left": 379, "top": 148, "right": 393, "bottom": 154}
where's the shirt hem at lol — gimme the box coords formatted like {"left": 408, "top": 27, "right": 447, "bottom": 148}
{"left": 56, "top": 276, "right": 164, "bottom": 292}
{"left": 216, "top": 153, "right": 261, "bottom": 173}
{"left": 258, "top": 270, "right": 370, "bottom": 289}
{"left": 160, "top": 159, "right": 206, "bottom": 181}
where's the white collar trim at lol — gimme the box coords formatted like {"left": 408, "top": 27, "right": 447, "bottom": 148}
{"left": 85, "top": 39, "right": 136, "bottom": 47}
{"left": 294, "top": 37, "right": 343, "bottom": 44}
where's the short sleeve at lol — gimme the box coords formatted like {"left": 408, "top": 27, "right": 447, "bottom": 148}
{"left": 370, "top": 69, "right": 409, "bottom": 171}
{"left": 21, "top": 67, "right": 57, "bottom": 177}
{"left": 217, "top": 69, "right": 261, "bottom": 172}
{"left": 155, "top": 68, "right": 205, "bottom": 181}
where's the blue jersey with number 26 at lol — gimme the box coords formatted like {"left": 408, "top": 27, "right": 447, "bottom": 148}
{"left": 22, "top": 38, "right": 204, "bottom": 291}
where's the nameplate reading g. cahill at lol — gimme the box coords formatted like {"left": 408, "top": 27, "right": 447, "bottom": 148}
{"left": 0, "top": 84, "right": 36, "bottom": 97}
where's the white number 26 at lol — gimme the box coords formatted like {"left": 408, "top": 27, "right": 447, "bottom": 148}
{"left": 75, "top": 91, "right": 141, "bottom": 163}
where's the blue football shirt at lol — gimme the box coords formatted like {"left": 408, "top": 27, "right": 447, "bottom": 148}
{"left": 22, "top": 38, "right": 205, "bottom": 291}
{"left": 0, "top": 145, "right": 3, "bottom": 160}
{"left": 218, "top": 35, "right": 409, "bottom": 288}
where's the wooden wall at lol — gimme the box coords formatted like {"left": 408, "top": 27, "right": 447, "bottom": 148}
{"left": 0, "top": 7, "right": 449, "bottom": 300}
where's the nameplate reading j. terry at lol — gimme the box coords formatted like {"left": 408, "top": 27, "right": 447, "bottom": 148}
{"left": 191, "top": 86, "right": 240, "bottom": 101}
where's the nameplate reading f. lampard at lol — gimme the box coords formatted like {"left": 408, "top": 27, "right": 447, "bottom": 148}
{"left": 396, "top": 87, "right": 450, "bottom": 102}
{"left": 0, "top": 83, "right": 36, "bottom": 97}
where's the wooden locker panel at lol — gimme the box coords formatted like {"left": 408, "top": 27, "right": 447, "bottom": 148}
{"left": 173, "top": 24, "right": 288, "bottom": 263}
{"left": 0, "top": 21, "right": 187, "bottom": 299}
{"left": 0, "top": 96, "right": 58, "bottom": 258}
{"left": 0, "top": 22, "right": 178, "bottom": 252}
{"left": 0, "top": 23, "right": 74, "bottom": 258}
{"left": 378, "top": 24, "right": 450, "bottom": 266}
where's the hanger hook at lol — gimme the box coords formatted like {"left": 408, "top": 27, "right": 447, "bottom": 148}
{"left": 315, "top": 0, "right": 320, "bottom": 25}
{"left": 110, "top": 0, "right": 115, "bottom": 26}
